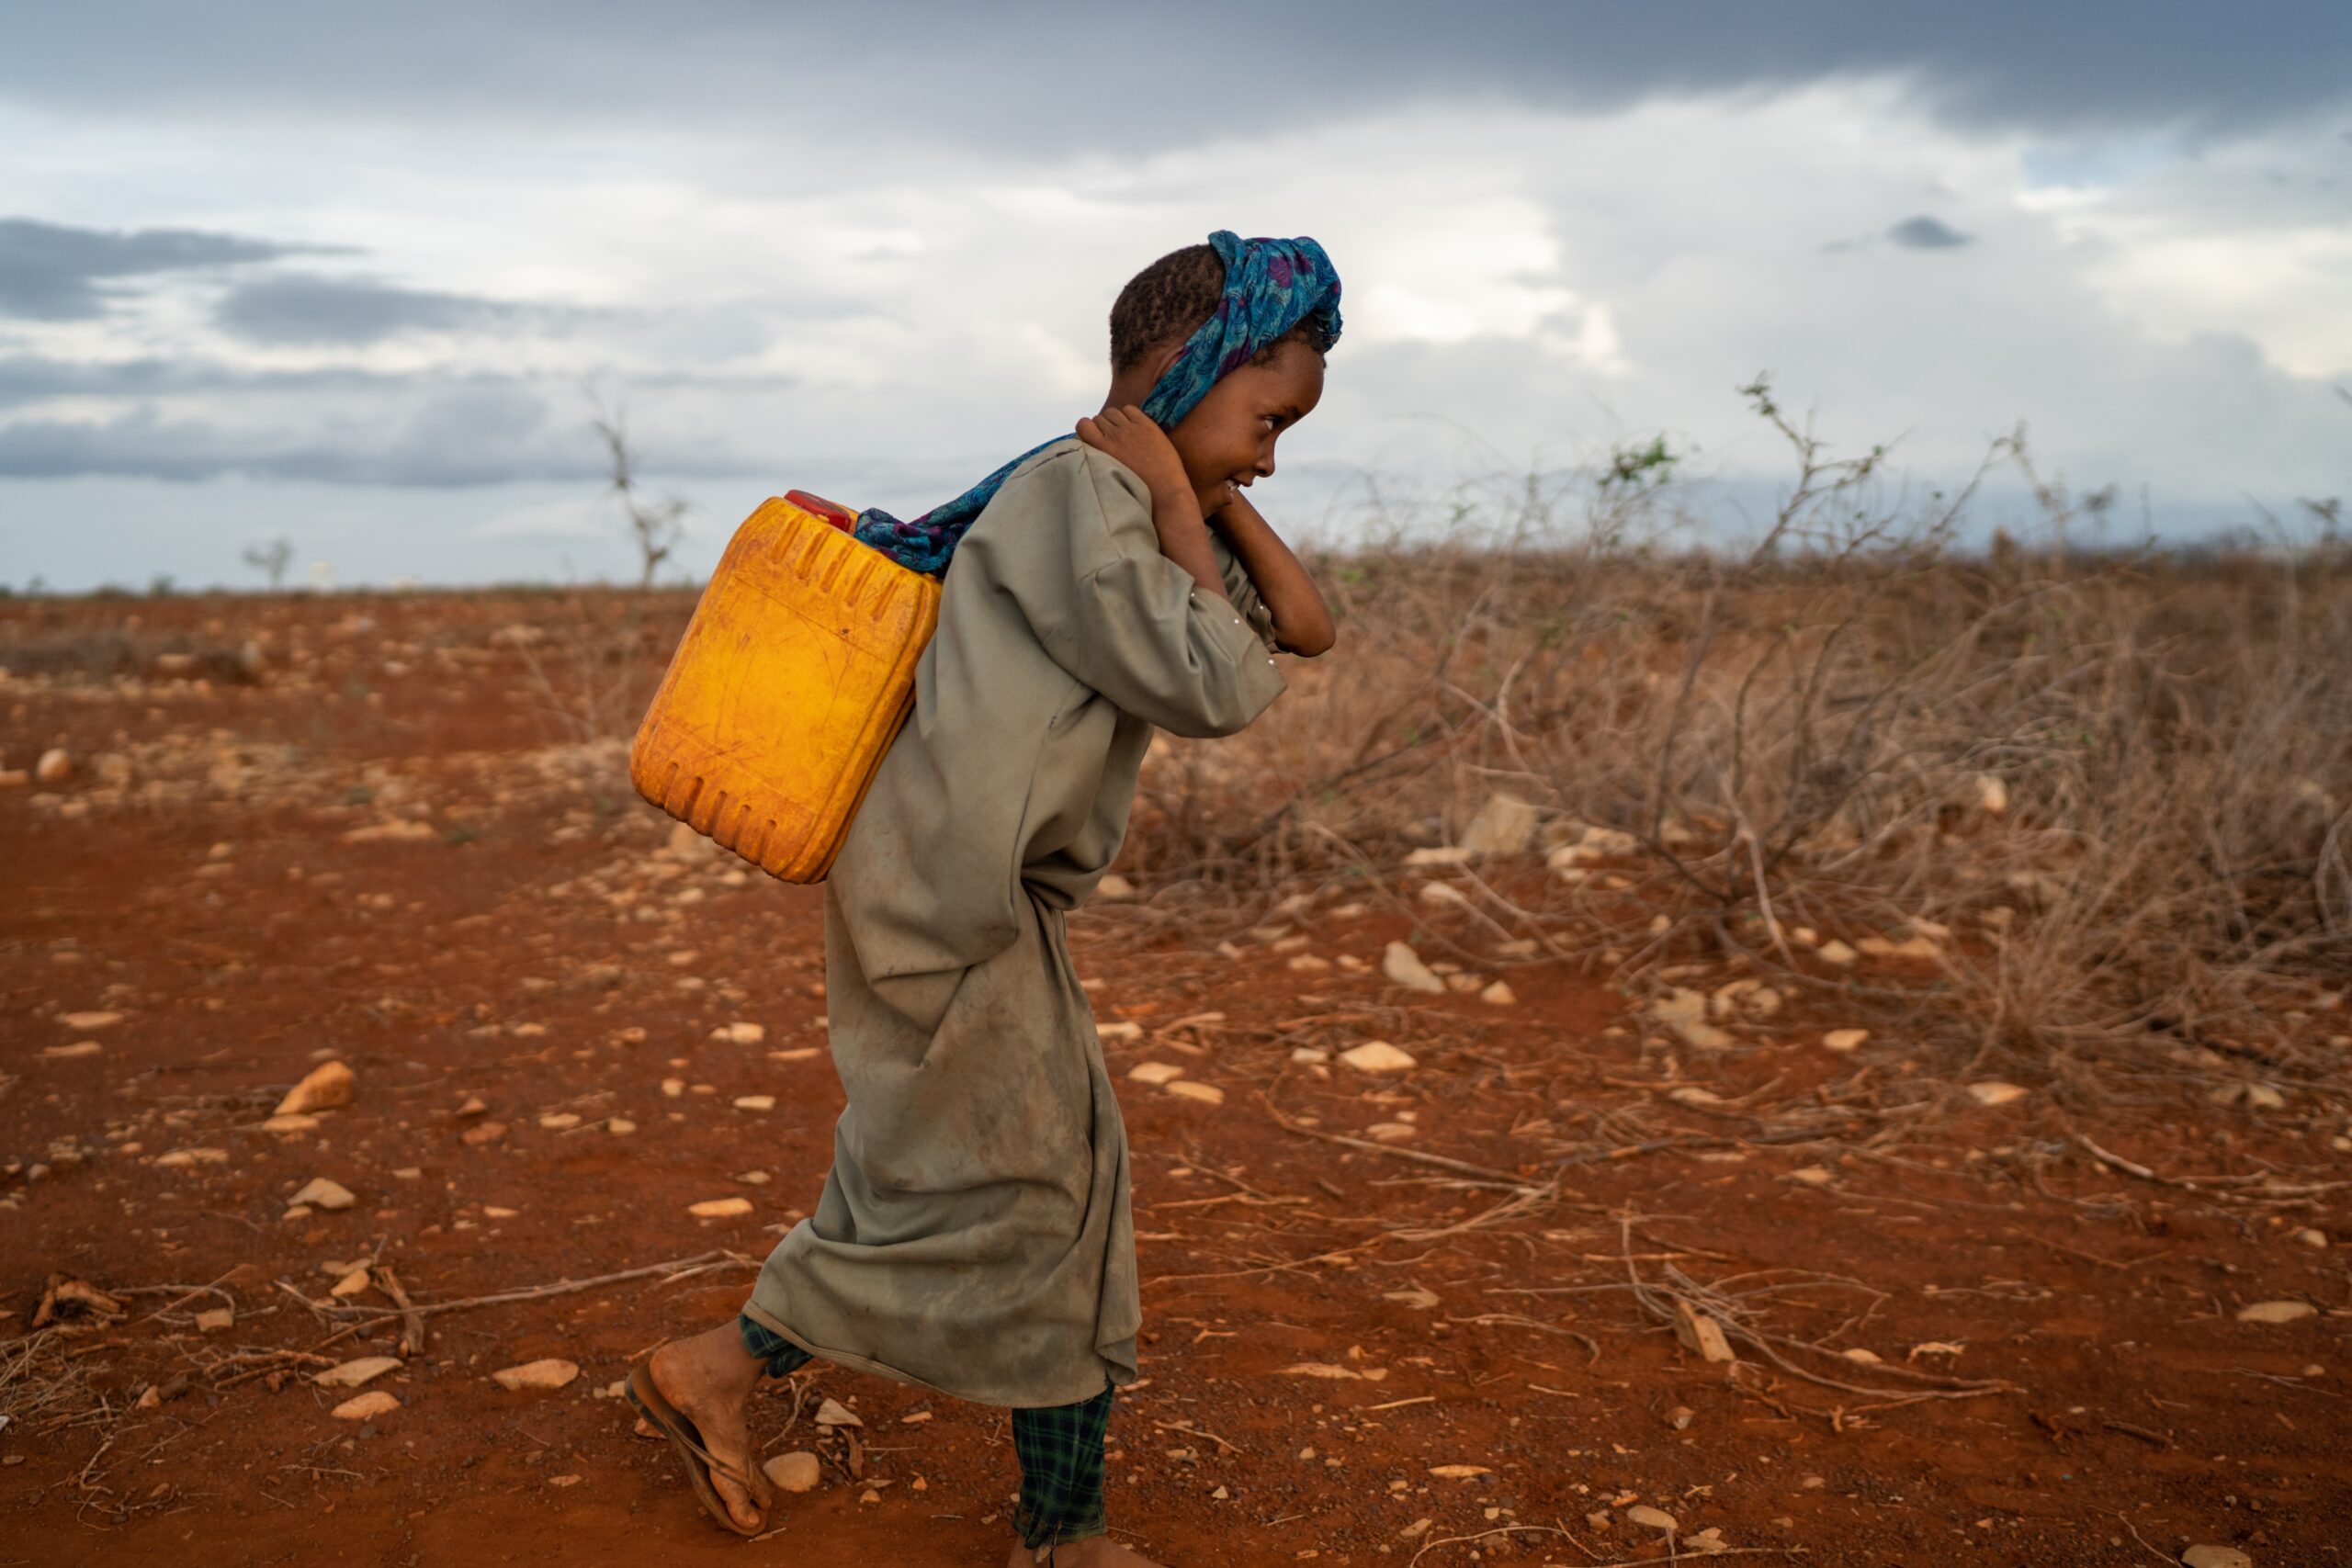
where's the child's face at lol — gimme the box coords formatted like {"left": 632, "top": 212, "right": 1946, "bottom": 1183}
{"left": 1168, "top": 338, "right": 1325, "bottom": 517}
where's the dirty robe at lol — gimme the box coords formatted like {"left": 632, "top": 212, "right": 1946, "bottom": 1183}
{"left": 745, "top": 435, "right": 1286, "bottom": 1408}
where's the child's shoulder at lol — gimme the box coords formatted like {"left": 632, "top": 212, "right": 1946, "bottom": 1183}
{"left": 988, "top": 435, "right": 1154, "bottom": 564}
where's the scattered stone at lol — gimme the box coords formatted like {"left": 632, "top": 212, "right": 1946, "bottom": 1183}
{"left": 492, "top": 1359, "right": 580, "bottom": 1391}
{"left": 1339, "top": 1041, "right": 1417, "bottom": 1075}
{"left": 461, "top": 1121, "right": 508, "bottom": 1145}
{"left": 607, "top": 1118, "right": 637, "bottom": 1135}
{"left": 1789, "top": 1166, "right": 1836, "bottom": 1187}
{"left": 764, "top": 1451, "right": 822, "bottom": 1493}
{"left": 538, "top": 1111, "right": 582, "bottom": 1129}
{"left": 1381, "top": 942, "right": 1446, "bottom": 994}
{"left": 1427, "top": 1464, "right": 1492, "bottom": 1478}
{"left": 1673, "top": 1299, "right": 1737, "bottom": 1363}
{"left": 689, "top": 1197, "right": 753, "bottom": 1219}
{"left": 35, "top": 748, "right": 71, "bottom": 784}
{"left": 1363, "top": 1122, "right": 1417, "bottom": 1142}
{"left": 340, "top": 819, "right": 437, "bottom": 844}
{"left": 1976, "top": 774, "right": 2009, "bottom": 815}
{"left": 457, "top": 1096, "right": 488, "bottom": 1117}
{"left": 666, "top": 820, "right": 717, "bottom": 861}
{"left": 1127, "top": 1063, "right": 1186, "bottom": 1088}
{"left": 59, "top": 1010, "right": 122, "bottom": 1031}
{"left": 1478, "top": 980, "right": 1516, "bottom": 1006}
{"left": 732, "top": 1096, "right": 776, "bottom": 1112}
{"left": 814, "top": 1397, "right": 864, "bottom": 1427}
{"left": 1841, "top": 1347, "right": 1883, "bottom": 1364}
{"left": 1821, "top": 1029, "right": 1870, "bottom": 1052}
{"left": 1668, "top": 1087, "right": 1724, "bottom": 1105}
{"left": 1286, "top": 954, "right": 1331, "bottom": 972}
{"left": 1814, "top": 940, "right": 1860, "bottom": 966}
{"left": 43, "top": 1041, "right": 104, "bottom": 1059}
{"left": 1455, "top": 793, "right": 1539, "bottom": 855}
{"left": 1165, "top": 1080, "right": 1226, "bottom": 1105}
{"left": 712, "top": 1021, "right": 765, "bottom": 1044}
{"left": 332, "top": 1391, "right": 401, "bottom": 1421}
{"left": 1384, "top": 1286, "right": 1441, "bottom": 1310}
{"left": 1402, "top": 846, "right": 1472, "bottom": 867}
{"left": 1096, "top": 1021, "right": 1144, "bottom": 1043}
{"left": 263, "top": 1113, "right": 321, "bottom": 1134}
{"left": 2180, "top": 1548, "right": 2253, "bottom": 1568}
{"left": 2235, "top": 1300, "right": 2315, "bottom": 1325}
{"left": 1094, "top": 873, "right": 1136, "bottom": 901}
{"left": 1624, "top": 1505, "right": 1679, "bottom": 1534}
{"left": 1966, "top": 1082, "right": 2029, "bottom": 1107}
{"left": 275, "top": 1059, "right": 356, "bottom": 1116}
{"left": 1290, "top": 1046, "right": 1329, "bottom": 1065}
{"left": 2291, "top": 1227, "right": 2328, "bottom": 1249}
{"left": 329, "top": 1267, "right": 371, "bottom": 1299}
{"left": 1668, "top": 1404, "right": 1695, "bottom": 1430}
{"left": 1648, "top": 989, "right": 1735, "bottom": 1051}
{"left": 314, "top": 1356, "right": 401, "bottom": 1389}
{"left": 289, "top": 1177, "right": 356, "bottom": 1211}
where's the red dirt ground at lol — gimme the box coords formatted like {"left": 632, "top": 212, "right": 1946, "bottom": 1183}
{"left": 3, "top": 591, "right": 2347, "bottom": 1567}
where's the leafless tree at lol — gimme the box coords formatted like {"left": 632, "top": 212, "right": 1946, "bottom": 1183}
{"left": 241, "top": 536, "right": 294, "bottom": 590}
{"left": 591, "top": 401, "right": 689, "bottom": 592}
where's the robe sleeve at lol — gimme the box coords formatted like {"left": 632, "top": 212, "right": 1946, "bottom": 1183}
{"left": 1035, "top": 447, "right": 1287, "bottom": 739}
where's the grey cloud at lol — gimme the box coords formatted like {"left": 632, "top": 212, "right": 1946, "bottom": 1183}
{"left": 0, "top": 216, "right": 320, "bottom": 321}
{"left": 3, "top": 3, "right": 2346, "bottom": 146}
{"left": 0, "top": 386, "right": 774, "bottom": 485}
{"left": 1887, "top": 216, "right": 1973, "bottom": 250}
{"left": 213, "top": 275, "right": 528, "bottom": 345}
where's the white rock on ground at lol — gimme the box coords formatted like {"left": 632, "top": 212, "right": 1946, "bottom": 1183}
{"left": 1094, "top": 873, "right": 1135, "bottom": 900}
{"left": 332, "top": 1391, "right": 401, "bottom": 1421}
{"left": 814, "top": 1397, "right": 863, "bottom": 1427}
{"left": 36, "top": 748, "right": 71, "bottom": 784}
{"left": 2235, "top": 1300, "right": 2315, "bottom": 1324}
{"left": 492, "top": 1359, "right": 580, "bottom": 1391}
{"left": 1478, "top": 980, "right": 1515, "bottom": 1006}
{"left": 275, "top": 1059, "right": 356, "bottom": 1116}
{"left": 689, "top": 1197, "right": 753, "bottom": 1218}
{"left": 2180, "top": 1548, "right": 2254, "bottom": 1568}
{"left": 1624, "top": 1505, "right": 1679, "bottom": 1533}
{"left": 1648, "top": 989, "right": 1735, "bottom": 1051}
{"left": 314, "top": 1356, "right": 401, "bottom": 1388}
{"left": 1821, "top": 1029, "right": 1870, "bottom": 1052}
{"left": 1966, "top": 1082, "right": 2029, "bottom": 1107}
{"left": 764, "top": 1451, "right": 822, "bottom": 1493}
{"left": 289, "top": 1177, "right": 356, "bottom": 1211}
{"left": 1127, "top": 1063, "right": 1185, "bottom": 1086}
{"left": 1454, "top": 793, "right": 1539, "bottom": 855}
{"left": 1165, "top": 1080, "right": 1226, "bottom": 1105}
{"left": 1340, "top": 1041, "right": 1418, "bottom": 1074}
{"left": 1381, "top": 942, "right": 1446, "bottom": 994}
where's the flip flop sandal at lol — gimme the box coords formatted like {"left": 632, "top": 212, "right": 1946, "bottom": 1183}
{"left": 627, "top": 1362, "right": 763, "bottom": 1538}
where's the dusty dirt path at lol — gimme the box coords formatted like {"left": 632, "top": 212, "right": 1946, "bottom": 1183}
{"left": 4, "top": 592, "right": 2347, "bottom": 1566}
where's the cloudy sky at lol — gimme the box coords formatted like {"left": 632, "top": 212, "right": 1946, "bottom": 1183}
{"left": 4, "top": 2, "right": 2348, "bottom": 589}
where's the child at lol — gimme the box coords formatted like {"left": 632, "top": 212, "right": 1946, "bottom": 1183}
{"left": 630, "top": 231, "right": 1341, "bottom": 1565}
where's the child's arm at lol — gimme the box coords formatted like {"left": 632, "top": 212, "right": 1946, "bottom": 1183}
{"left": 1073, "top": 406, "right": 1223, "bottom": 595}
{"left": 1206, "top": 490, "right": 1337, "bottom": 657}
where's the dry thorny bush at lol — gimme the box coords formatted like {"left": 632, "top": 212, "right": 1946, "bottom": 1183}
{"left": 1117, "top": 380, "right": 2352, "bottom": 1092}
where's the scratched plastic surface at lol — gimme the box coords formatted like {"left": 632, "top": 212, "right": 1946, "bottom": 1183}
{"left": 629, "top": 496, "right": 940, "bottom": 882}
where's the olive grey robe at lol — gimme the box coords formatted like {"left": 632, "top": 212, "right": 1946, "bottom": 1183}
{"left": 743, "top": 435, "right": 1286, "bottom": 1408}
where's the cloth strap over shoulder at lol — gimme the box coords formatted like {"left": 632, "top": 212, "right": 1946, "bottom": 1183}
{"left": 851, "top": 230, "right": 1342, "bottom": 577}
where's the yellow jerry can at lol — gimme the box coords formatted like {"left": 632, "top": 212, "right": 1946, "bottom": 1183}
{"left": 629, "top": 493, "right": 939, "bottom": 882}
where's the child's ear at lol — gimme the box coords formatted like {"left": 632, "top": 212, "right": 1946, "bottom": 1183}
{"left": 1148, "top": 339, "right": 1186, "bottom": 386}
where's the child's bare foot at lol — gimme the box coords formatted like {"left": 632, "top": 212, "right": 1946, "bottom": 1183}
{"left": 646, "top": 1323, "right": 772, "bottom": 1532}
{"left": 1003, "top": 1537, "right": 1167, "bottom": 1566}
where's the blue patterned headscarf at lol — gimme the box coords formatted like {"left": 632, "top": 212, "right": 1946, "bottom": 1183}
{"left": 850, "top": 230, "right": 1341, "bottom": 577}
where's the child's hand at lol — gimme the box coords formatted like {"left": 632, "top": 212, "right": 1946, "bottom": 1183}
{"left": 1075, "top": 405, "right": 1189, "bottom": 501}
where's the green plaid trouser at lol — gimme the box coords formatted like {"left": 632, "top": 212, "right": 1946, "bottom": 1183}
{"left": 740, "top": 1314, "right": 1112, "bottom": 1551}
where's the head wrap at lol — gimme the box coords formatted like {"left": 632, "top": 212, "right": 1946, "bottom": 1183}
{"left": 850, "top": 230, "right": 1341, "bottom": 577}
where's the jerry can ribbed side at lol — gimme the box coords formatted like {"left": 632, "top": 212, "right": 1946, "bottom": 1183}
{"left": 629, "top": 497, "right": 940, "bottom": 882}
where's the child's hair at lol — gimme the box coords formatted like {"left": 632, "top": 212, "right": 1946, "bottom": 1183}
{"left": 1110, "top": 243, "right": 1336, "bottom": 374}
